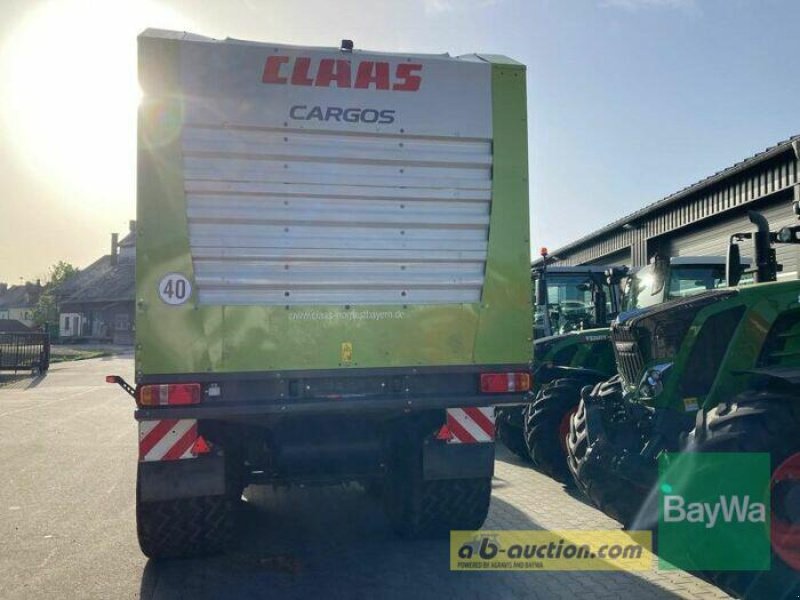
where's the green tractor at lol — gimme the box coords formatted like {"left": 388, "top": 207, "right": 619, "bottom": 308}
{"left": 499, "top": 254, "right": 736, "bottom": 483}
{"left": 567, "top": 205, "right": 800, "bottom": 593}
{"left": 495, "top": 261, "right": 626, "bottom": 462}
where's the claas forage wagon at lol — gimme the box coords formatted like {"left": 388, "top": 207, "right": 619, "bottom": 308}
{"left": 110, "top": 29, "right": 532, "bottom": 558}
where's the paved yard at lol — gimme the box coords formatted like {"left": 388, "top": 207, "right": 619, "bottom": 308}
{"left": 0, "top": 356, "right": 730, "bottom": 599}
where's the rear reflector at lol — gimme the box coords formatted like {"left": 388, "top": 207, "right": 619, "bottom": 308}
{"left": 191, "top": 435, "right": 212, "bottom": 456}
{"left": 139, "top": 383, "right": 202, "bottom": 407}
{"left": 480, "top": 372, "right": 531, "bottom": 393}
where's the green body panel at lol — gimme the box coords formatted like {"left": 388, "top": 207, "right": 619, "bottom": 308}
{"left": 473, "top": 60, "right": 532, "bottom": 364}
{"left": 535, "top": 328, "right": 615, "bottom": 380}
{"left": 497, "top": 327, "right": 615, "bottom": 431}
{"left": 136, "top": 38, "right": 531, "bottom": 379}
{"left": 625, "top": 280, "right": 800, "bottom": 412}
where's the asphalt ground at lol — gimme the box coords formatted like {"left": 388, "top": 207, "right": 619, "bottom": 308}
{"left": 0, "top": 355, "right": 730, "bottom": 599}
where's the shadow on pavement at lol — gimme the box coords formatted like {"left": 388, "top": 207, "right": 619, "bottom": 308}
{"left": 139, "top": 481, "right": 684, "bottom": 600}
{"left": 495, "top": 442, "right": 598, "bottom": 511}
{"left": 0, "top": 372, "right": 46, "bottom": 389}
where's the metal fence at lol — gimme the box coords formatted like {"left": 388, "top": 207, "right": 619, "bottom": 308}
{"left": 0, "top": 332, "right": 50, "bottom": 374}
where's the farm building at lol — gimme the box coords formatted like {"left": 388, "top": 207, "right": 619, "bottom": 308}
{"left": 538, "top": 135, "right": 800, "bottom": 278}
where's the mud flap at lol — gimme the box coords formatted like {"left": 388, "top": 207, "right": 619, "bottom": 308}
{"left": 422, "top": 440, "right": 495, "bottom": 481}
{"left": 138, "top": 456, "right": 226, "bottom": 502}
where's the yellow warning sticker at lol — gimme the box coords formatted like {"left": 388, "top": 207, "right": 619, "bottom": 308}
{"left": 341, "top": 342, "right": 353, "bottom": 363}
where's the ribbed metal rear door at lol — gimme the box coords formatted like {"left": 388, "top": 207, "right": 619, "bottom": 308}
{"left": 183, "top": 126, "right": 492, "bottom": 305}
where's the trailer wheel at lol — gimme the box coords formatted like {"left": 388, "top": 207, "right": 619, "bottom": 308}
{"left": 384, "top": 437, "right": 491, "bottom": 538}
{"left": 685, "top": 389, "right": 800, "bottom": 598}
{"left": 136, "top": 467, "right": 238, "bottom": 559}
{"left": 524, "top": 378, "right": 583, "bottom": 483}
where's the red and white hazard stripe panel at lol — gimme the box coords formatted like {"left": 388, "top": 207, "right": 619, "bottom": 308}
{"left": 445, "top": 407, "right": 495, "bottom": 444}
{"left": 139, "top": 419, "right": 199, "bottom": 462}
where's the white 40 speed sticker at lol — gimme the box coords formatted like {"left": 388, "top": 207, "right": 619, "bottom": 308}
{"left": 158, "top": 273, "right": 192, "bottom": 305}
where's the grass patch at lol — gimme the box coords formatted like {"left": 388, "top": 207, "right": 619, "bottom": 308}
{"left": 50, "top": 350, "right": 110, "bottom": 363}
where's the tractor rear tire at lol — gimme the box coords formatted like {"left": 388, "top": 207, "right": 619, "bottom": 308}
{"left": 136, "top": 466, "right": 238, "bottom": 559}
{"left": 566, "top": 376, "right": 651, "bottom": 526}
{"left": 684, "top": 389, "right": 800, "bottom": 598}
{"left": 525, "top": 378, "right": 583, "bottom": 483}
{"left": 384, "top": 436, "right": 491, "bottom": 538}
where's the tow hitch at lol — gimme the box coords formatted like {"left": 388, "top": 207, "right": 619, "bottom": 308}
{"left": 106, "top": 375, "right": 136, "bottom": 399}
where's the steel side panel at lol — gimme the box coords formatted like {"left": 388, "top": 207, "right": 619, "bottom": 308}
{"left": 136, "top": 33, "right": 532, "bottom": 377}
{"left": 473, "top": 61, "right": 533, "bottom": 363}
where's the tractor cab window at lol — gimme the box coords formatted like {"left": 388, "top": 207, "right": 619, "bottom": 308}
{"left": 666, "top": 265, "right": 727, "bottom": 299}
{"left": 534, "top": 273, "right": 610, "bottom": 337}
{"left": 624, "top": 264, "right": 662, "bottom": 310}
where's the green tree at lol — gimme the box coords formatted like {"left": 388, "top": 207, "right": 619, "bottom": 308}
{"left": 33, "top": 261, "right": 79, "bottom": 328}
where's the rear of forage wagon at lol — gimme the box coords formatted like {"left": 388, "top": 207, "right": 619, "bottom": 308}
{"left": 130, "top": 29, "right": 531, "bottom": 558}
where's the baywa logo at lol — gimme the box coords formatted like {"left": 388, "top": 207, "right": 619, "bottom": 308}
{"left": 663, "top": 494, "right": 766, "bottom": 529}
{"left": 658, "top": 452, "right": 771, "bottom": 571}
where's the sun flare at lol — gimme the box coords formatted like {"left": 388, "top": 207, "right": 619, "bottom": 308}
{"left": 1, "top": 0, "right": 190, "bottom": 214}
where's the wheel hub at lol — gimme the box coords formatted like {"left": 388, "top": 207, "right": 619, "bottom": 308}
{"left": 771, "top": 452, "right": 800, "bottom": 571}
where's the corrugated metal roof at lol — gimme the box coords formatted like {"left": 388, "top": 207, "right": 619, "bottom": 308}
{"left": 541, "top": 134, "right": 800, "bottom": 262}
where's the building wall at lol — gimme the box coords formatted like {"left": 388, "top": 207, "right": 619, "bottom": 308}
{"left": 60, "top": 313, "right": 84, "bottom": 338}
{"left": 58, "top": 303, "right": 134, "bottom": 345}
{"left": 651, "top": 193, "right": 799, "bottom": 279}
{"left": 583, "top": 247, "right": 632, "bottom": 267}
{"left": 0, "top": 307, "right": 35, "bottom": 327}
{"left": 551, "top": 143, "right": 800, "bottom": 268}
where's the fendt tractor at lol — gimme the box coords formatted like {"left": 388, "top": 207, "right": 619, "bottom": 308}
{"left": 510, "top": 256, "right": 746, "bottom": 484}
{"left": 110, "top": 30, "right": 533, "bottom": 558}
{"left": 567, "top": 204, "right": 800, "bottom": 591}
{"left": 495, "top": 260, "right": 627, "bottom": 463}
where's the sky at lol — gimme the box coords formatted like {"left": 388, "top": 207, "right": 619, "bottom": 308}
{"left": 0, "top": 0, "right": 798, "bottom": 284}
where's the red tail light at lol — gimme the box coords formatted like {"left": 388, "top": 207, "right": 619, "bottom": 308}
{"left": 139, "top": 383, "right": 202, "bottom": 406}
{"left": 480, "top": 372, "right": 531, "bottom": 393}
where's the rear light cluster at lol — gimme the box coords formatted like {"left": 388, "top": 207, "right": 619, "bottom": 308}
{"left": 480, "top": 372, "right": 531, "bottom": 393}
{"left": 139, "top": 383, "right": 202, "bottom": 406}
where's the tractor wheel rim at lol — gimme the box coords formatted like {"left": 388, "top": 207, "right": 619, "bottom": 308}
{"left": 559, "top": 406, "right": 579, "bottom": 455}
{"left": 771, "top": 451, "right": 800, "bottom": 571}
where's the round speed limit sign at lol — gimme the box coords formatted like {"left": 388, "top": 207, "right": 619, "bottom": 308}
{"left": 158, "top": 273, "right": 192, "bottom": 305}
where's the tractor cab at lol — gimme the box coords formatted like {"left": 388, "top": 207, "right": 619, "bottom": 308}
{"left": 622, "top": 256, "right": 741, "bottom": 311}
{"left": 533, "top": 252, "right": 628, "bottom": 339}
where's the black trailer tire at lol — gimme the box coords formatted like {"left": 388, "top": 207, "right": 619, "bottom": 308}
{"left": 384, "top": 437, "right": 491, "bottom": 538}
{"left": 136, "top": 467, "right": 238, "bottom": 559}
{"left": 566, "top": 376, "right": 650, "bottom": 526}
{"left": 496, "top": 409, "right": 530, "bottom": 462}
{"left": 684, "top": 389, "right": 800, "bottom": 598}
{"left": 525, "top": 378, "right": 583, "bottom": 483}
